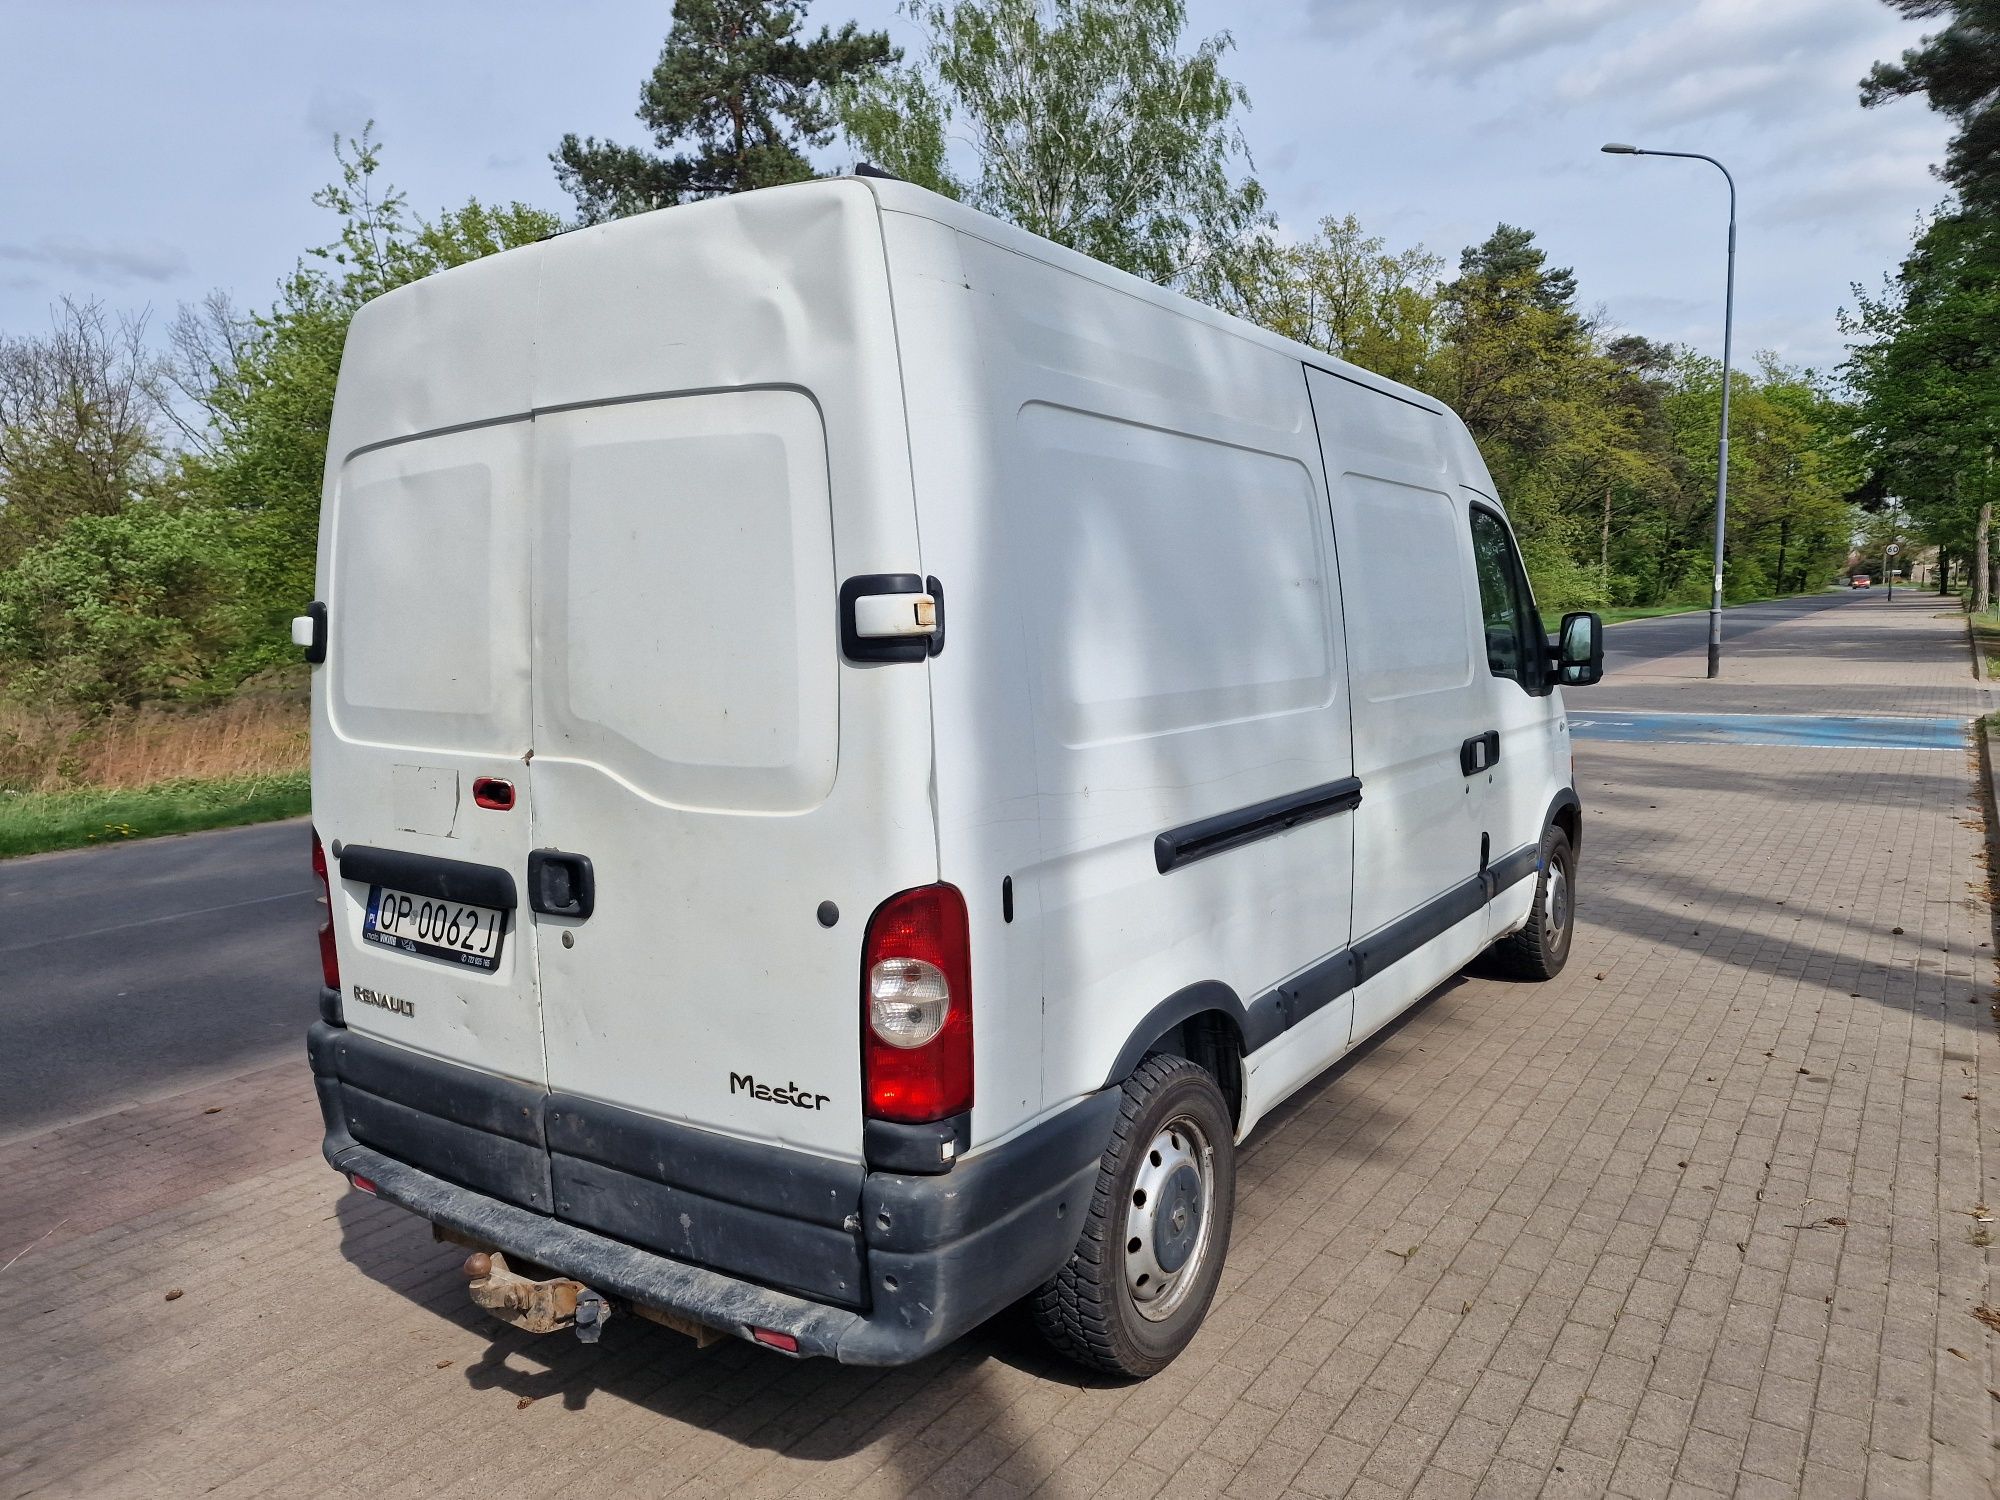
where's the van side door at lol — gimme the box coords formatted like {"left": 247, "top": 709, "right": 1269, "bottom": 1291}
{"left": 1304, "top": 369, "right": 1489, "bottom": 1046}
{"left": 1465, "top": 498, "right": 1564, "bottom": 922}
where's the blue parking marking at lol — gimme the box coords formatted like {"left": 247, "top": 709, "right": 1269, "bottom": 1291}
{"left": 1567, "top": 711, "right": 1966, "bottom": 751}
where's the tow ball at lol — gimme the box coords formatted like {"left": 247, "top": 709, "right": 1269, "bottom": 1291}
{"left": 462, "top": 1251, "right": 607, "bottom": 1341}
{"left": 459, "top": 1250, "right": 721, "bottom": 1348}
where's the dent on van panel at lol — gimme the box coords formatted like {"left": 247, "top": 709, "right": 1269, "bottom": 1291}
{"left": 1018, "top": 403, "right": 1336, "bottom": 748}
{"left": 535, "top": 389, "right": 838, "bottom": 814}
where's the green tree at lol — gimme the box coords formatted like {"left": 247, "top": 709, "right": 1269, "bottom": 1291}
{"left": 0, "top": 299, "right": 172, "bottom": 567}
{"left": 0, "top": 505, "right": 242, "bottom": 709}
{"left": 1863, "top": 1, "right": 2000, "bottom": 212}
{"left": 554, "top": 0, "right": 894, "bottom": 223}
{"left": 1239, "top": 214, "right": 1445, "bottom": 388}
{"left": 180, "top": 128, "right": 561, "bottom": 676}
{"left": 839, "top": 0, "right": 1270, "bottom": 298}
{"left": 1842, "top": 209, "right": 2000, "bottom": 602}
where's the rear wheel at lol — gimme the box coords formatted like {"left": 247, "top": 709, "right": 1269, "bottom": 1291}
{"left": 1030, "top": 1054, "right": 1235, "bottom": 1378}
{"left": 1484, "top": 824, "right": 1574, "bottom": 980}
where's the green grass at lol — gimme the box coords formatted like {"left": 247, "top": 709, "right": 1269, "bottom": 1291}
{"left": 1970, "top": 607, "right": 2000, "bottom": 681}
{"left": 0, "top": 772, "right": 310, "bottom": 859}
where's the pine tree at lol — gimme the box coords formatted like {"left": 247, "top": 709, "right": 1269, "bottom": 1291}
{"left": 553, "top": 0, "right": 894, "bottom": 223}
{"left": 1863, "top": 1, "right": 2000, "bottom": 212}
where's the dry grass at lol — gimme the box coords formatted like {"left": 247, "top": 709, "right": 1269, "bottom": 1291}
{"left": 0, "top": 692, "right": 308, "bottom": 794}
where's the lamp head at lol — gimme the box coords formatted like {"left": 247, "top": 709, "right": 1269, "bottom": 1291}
{"left": 1600, "top": 142, "right": 1640, "bottom": 155}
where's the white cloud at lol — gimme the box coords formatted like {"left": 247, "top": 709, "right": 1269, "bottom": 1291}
{"left": 1309, "top": 0, "right": 1629, "bottom": 75}
{"left": 0, "top": 235, "right": 188, "bottom": 284}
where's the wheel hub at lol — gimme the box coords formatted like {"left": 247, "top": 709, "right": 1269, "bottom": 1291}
{"left": 1125, "top": 1115, "right": 1215, "bottom": 1322}
{"left": 1546, "top": 861, "right": 1570, "bottom": 941}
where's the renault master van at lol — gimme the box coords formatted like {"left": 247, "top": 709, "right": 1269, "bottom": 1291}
{"left": 301, "top": 175, "right": 1603, "bottom": 1377}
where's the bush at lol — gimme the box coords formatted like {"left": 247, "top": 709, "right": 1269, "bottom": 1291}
{"left": 0, "top": 504, "right": 244, "bottom": 710}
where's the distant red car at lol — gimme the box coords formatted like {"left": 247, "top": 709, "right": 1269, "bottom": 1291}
{"left": 1850, "top": 575, "right": 1871, "bottom": 588}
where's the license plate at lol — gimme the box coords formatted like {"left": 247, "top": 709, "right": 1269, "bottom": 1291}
{"left": 364, "top": 886, "right": 507, "bottom": 971}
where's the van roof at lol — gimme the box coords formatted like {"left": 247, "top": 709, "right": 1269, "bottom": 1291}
{"left": 847, "top": 174, "right": 1451, "bottom": 420}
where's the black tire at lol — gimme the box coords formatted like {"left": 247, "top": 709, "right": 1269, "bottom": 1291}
{"left": 1484, "top": 824, "right": 1575, "bottom": 980}
{"left": 1030, "top": 1054, "right": 1235, "bottom": 1378}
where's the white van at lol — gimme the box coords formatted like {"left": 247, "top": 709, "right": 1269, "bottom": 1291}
{"left": 301, "top": 175, "right": 1603, "bottom": 1377}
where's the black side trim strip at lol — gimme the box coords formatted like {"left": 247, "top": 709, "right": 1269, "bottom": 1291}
{"left": 338, "top": 846, "right": 518, "bottom": 909}
{"left": 1353, "top": 873, "right": 1486, "bottom": 983}
{"left": 1485, "top": 842, "right": 1540, "bottom": 899}
{"left": 1244, "top": 948, "right": 1359, "bottom": 1052}
{"left": 1240, "top": 868, "right": 1493, "bottom": 1054}
{"left": 1155, "top": 776, "right": 1362, "bottom": 874}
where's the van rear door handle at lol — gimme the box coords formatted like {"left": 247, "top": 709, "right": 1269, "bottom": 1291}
{"left": 840, "top": 574, "right": 945, "bottom": 662}
{"left": 528, "top": 851, "right": 595, "bottom": 920}
{"left": 1459, "top": 730, "right": 1500, "bottom": 776}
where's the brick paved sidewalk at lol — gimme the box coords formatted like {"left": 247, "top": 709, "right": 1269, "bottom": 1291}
{"left": 1, "top": 598, "right": 1994, "bottom": 1499}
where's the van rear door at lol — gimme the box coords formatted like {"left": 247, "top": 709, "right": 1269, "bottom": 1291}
{"left": 525, "top": 389, "right": 927, "bottom": 1163}
{"left": 320, "top": 419, "right": 547, "bottom": 1091}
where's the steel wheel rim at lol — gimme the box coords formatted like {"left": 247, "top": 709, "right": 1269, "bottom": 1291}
{"left": 1124, "top": 1113, "right": 1215, "bottom": 1322}
{"left": 1545, "top": 859, "right": 1570, "bottom": 945}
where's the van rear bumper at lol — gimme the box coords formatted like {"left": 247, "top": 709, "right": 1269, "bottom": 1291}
{"left": 308, "top": 1016, "right": 1117, "bottom": 1364}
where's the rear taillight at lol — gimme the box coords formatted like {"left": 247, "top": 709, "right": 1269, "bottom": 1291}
{"left": 861, "top": 884, "right": 972, "bottom": 1123}
{"left": 311, "top": 827, "right": 340, "bottom": 991}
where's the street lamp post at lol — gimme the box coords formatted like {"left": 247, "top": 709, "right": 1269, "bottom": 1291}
{"left": 1602, "top": 143, "right": 1736, "bottom": 679}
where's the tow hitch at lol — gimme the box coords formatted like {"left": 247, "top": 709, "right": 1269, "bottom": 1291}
{"left": 462, "top": 1251, "right": 600, "bottom": 1338}
{"left": 458, "top": 1249, "right": 723, "bottom": 1348}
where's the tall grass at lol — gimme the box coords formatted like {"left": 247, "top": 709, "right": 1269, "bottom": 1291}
{"left": 0, "top": 692, "right": 311, "bottom": 856}
{"left": 0, "top": 692, "right": 308, "bottom": 794}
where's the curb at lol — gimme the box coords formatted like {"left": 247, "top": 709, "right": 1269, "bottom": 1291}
{"left": 1971, "top": 611, "right": 1990, "bottom": 683}
{"left": 1977, "top": 718, "right": 2000, "bottom": 986}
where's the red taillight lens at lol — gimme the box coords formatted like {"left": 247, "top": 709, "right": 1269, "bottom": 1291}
{"left": 311, "top": 827, "right": 340, "bottom": 991}
{"left": 861, "top": 884, "right": 972, "bottom": 1123}
{"left": 749, "top": 1326, "right": 799, "bottom": 1353}
{"left": 349, "top": 1174, "right": 378, "bottom": 1196}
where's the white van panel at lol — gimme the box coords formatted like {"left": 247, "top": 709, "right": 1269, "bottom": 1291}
{"left": 1018, "top": 404, "right": 1336, "bottom": 746}
{"left": 316, "top": 182, "right": 938, "bottom": 1163}
{"left": 1339, "top": 476, "right": 1476, "bottom": 704}
{"left": 328, "top": 422, "right": 535, "bottom": 755}
{"left": 1306, "top": 370, "right": 1485, "bottom": 1001}
{"left": 891, "top": 218, "right": 1357, "bottom": 1129}
{"left": 315, "top": 418, "right": 546, "bottom": 1087}
{"left": 533, "top": 391, "right": 837, "bottom": 812}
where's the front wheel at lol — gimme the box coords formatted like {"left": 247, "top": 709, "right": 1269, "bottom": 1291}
{"left": 1484, "top": 824, "right": 1575, "bottom": 980}
{"left": 1030, "top": 1054, "right": 1235, "bottom": 1378}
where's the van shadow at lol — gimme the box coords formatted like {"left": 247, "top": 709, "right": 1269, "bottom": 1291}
{"left": 329, "top": 1190, "right": 1113, "bottom": 1485}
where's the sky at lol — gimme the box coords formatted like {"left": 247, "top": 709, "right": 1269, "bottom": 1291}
{"left": 0, "top": 0, "right": 1955, "bottom": 379}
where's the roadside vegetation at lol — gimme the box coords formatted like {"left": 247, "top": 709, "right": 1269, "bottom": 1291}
{"left": 0, "top": 0, "right": 1984, "bottom": 852}
{"left": 1842, "top": 0, "right": 1999, "bottom": 606}
{"left": 0, "top": 693, "right": 306, "bottom": 857}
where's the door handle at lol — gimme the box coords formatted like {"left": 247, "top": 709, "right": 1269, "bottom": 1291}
{"left": 528, "top": 850, "right": 595, "bottom": 920}
{"left": 839, "top": 574, "right": 945, "bottom": 662}
{"left": 1460, "top": 730, "right": 1500, "bottom": 776}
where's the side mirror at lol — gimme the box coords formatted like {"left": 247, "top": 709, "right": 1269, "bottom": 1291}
{"left": 1554, "top": 611, "right": 1603, "bottom": 687}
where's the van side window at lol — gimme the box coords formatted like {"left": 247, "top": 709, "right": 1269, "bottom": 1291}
{"left": 1469, "top": 506, "right": 1541, "bottom": 691}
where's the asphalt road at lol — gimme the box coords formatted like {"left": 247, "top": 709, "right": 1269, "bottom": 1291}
{"left": 0, "top": 817, "right": 319, "bottom": 1142}
{"left": 1600, "top": 587, "right": 1876, "bottom": 674}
